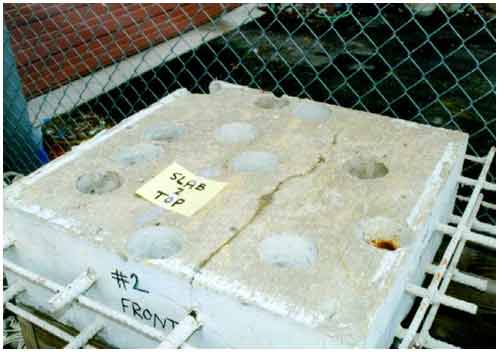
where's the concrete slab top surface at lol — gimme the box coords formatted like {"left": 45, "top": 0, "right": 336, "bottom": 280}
{"left": 5, "top": 85, "right": 467, "bottom": 345}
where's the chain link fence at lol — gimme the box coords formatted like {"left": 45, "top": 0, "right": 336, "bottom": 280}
{"left": 3, "top": 3, "right": 496, "bottom": 180}
{"left": 2, "top": 3, "right": 496, "bottom": 348}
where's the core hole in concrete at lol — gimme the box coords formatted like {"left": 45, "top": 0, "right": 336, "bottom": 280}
{"left": 293, "top": 101, "right": 331, "bottom": 122}
{"left": 144, "top": 124, "right": 184, "bottom": 142}
{"left": 127, "top": 226, "right": 183, "bottom": 260}
{"left": 254, "top": 94, "right": 289, "bottom": 109}
{"left": 230, "top": 151, "right": 279, "bottom": 173}
{"left": 259, "top": 234, "right": 318, "bottom": 269}
{"left": 135, "top": 206, "right": 164, "bottom": 227}
{"left": 208, "top": 81, "right": 223, "bottom": 93}
{"left": 215, "top": 122, "right": 257, "bottom": 145}
{"left": 346, "top": 158, "right": 388, "bottom": 179}
{"left": 76, "top": 171, "right": 122, "bottom": 194}
{"left": 356, "top": 217, "right": 412, "bottom": 251}
{"left": 369, "top": 239, "right": 399, "bottom": 251}
{"left": 112, "top": 143, "right": 163, "bottom": 166}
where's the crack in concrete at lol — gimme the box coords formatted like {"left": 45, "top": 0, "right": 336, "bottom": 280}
{"left": 190, "top": 155, "right": 326, "bottom": 284}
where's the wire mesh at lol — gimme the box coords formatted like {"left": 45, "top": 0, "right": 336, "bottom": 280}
{"left": 3, "top": 3, "right": 495, "bottom": 174}
{"left": 1, "top": 4, "right": 497, "bottom": 348}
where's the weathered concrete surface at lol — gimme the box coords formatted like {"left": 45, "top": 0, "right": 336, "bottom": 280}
{"left": 4, "top": 83, "right": 468, "bottom": 347}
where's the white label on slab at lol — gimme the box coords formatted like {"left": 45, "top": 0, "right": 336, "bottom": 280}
{"left": 136, "top": 162, "right": 226, "bottom": 216}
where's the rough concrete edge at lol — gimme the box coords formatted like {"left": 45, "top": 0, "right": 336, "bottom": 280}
{"left": 27, "top": 5, "right": 265, "bottom": 123}
{"left": 208, "top": 80, "right": 259, "bottom": 94}
{"left": 192, "top": 269, "right": 327, "bottom": 328}
{"left": 364, "top": 136, "right": 469, "bottom": 347}
{"left": 406, "top": 138, "right": 468, "bottom": 232}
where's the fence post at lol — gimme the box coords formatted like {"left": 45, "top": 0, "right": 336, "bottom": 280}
{"left": 3, "top": 26, "right": 48, "bottom": 175}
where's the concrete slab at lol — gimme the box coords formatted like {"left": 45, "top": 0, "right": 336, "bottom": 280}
{"left": 5, "top": 83, "right": 468, "bottom": 347}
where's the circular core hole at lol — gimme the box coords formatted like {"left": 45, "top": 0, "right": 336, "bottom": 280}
{"left": 259, "top": 233, "right": 318, "bottom": 268}
{"left": 214, "top": 122, "right": 257, "bottom": 145}
{"left": 76, "top": 171, "right": 122, "bottom": 194}
{"left": 346, "top": 157, "right": 388, "bottom": 179}
{"left": 208, "top": 81, "right": 223, "bottom": 94}
{"left": 356, "top": 217, "right": 413, "bottom": 251}
{"left": 144, "top": 124, "right": 184, "bottom": 142}
{"left": 127, "top": 226, "right": 183, "bottom": 260}
{"left": 254, "top": 94, "right": 288, "bottom": 109}
{"left": 293, "top": 101, "right": 331, "bottom": 122}
{"left": 112, "top": 143, "right": 163, "bottom": 166}
{"left": 369, "top": 239, "right": 399, "bottom": 251}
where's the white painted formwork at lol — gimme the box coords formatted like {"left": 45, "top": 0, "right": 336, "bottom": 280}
{"left": 4, "top": 82, "right": 471, "bottom": 348}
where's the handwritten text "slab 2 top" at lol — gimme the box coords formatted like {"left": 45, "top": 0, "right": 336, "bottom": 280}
{"left": 136, "top": 162, "right": 226, "bottom": 216}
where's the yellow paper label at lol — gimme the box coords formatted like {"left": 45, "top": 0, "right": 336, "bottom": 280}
{"left": 136, "top": 162, "right": 226, "bottom": 216}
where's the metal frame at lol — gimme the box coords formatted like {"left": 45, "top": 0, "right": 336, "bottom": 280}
{"left": 3, "top": 259, "right": 200, "bottom": 348}
{"left": 4, "top": 302, "right": 98, "bottom": 349}
{"left": 3, "top": 148, "right": 496, "bottom": 348}
{"left": 397, "top": 147, "right": 496, "bottom": 348}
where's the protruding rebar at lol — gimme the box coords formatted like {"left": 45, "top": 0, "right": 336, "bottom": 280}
{"left": 64, "top": 319, "right": 104, "bottom": 349}
{"left": 426, "top": 264, "right": 488, "bottom": 291}
{"left": 406, "top": 284, "right": 477, "bottom": 314}
{"left": 3, "top": 281, "right": 25, "bottom": 304}
{"left": 400, "top": 147, "right": 495, "bottom": 348}
{"left": 5, "top": 302, "right": 97, "bottom": 348}
{"left": 48, "top": 268, "right": 96, "bottom": 313}
{"left": 157, "top": 313, "right": 201, "bottom": 349}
